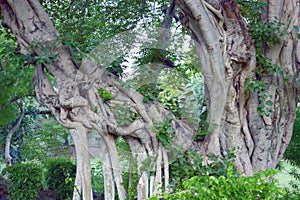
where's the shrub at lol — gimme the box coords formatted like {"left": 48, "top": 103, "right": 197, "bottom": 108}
{"left": 149, "top": 163, "right": 286, "bottom": 200}
{"left": 0, "top": 176, "right": 8, "bottom": 199}
{"left": 169, "top": 149, "right": 235, "bottom": 189}
{"left": 91, "top": 161, "right": 104, "bottom": 196}
{"left": 3, "top": 162, "right": 43, "bottom": 200}
{"left": 44, "top": 157, "right": 76, "bottom": 200}
{"left": 284, "top": 109, "right": 300, "bottom": 166}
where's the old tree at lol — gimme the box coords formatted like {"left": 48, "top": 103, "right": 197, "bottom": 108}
{"left": 1, "top": 0, "right": 299, "bottom": 199}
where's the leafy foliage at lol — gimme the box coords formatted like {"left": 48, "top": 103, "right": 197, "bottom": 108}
{"left": 107, "top": 56, "right": 128, "bottom": 77}
{"left": 284, "top": 166, "right": 300, "bottom": 199}
{"left": 281, "top": 109, "right": 300, "bottom": 199}
{"left": 245, "top": 78, "right": 273, "bottom": 117}
{"left": 21, "top": 117, "right": 70, "bottom": 161}
{"left": 150, "top": 148, "right": 286, "bottom": 200}
{"left": 40, "top": 0, "right": 163, "bottom": 54}
{"left": 177, "top": 76, "right": 205, "bottom": 126}
{"left": 124, "top": 156, "right": 139, "bottom": 200}
{"left": 150, "top": 164, "right": 285, "bottom": 200}
{"left": 194, "top": 120, "right": 209, "bottom": 141}
{"left": 131, "top": 47, "right": 205, "bottom": 125}
{"left": 44, "top": 158, "right": 76, "bottom": 200}
{"left": 284, "top": 108, "right": 300, "bottom": 166}
{"left": 98, "top": 87, "right": 113, "bottom": 101}
{"left": 153, "top": 118, "right": 175, "bottom": 147}
{"left": 91, "top": 161, "right": 104, "bottom": 196}
{"left": 2, "top": 162, "right": 43, "bottom": 200}
{"left": 238, "top": 0, "right": 290, "bottom": 117}
{"left": 111, "top": 102, "right": 140, "bottom": 126}
{"left": 0, "top": 26, "right": 34, "bottom": 125}
{"left": 169, "top": 149, "right": 235, "bottom": 189}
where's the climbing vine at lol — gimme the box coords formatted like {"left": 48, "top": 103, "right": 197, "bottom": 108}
{"left": 153, "top": 117, "right": 175, "bottom": 147}
{"left": 98, "top": 87, "right": 113, "bottom": 101}
{"left": 111, "top": 102, "right": 139, "bottom": 126}
{"left": 238, "top": 0, "right": 289, "bottom": 117}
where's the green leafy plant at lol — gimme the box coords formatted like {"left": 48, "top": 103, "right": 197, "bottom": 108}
{"left": 2, "top": 162, "right": 43, "bottom": 200}
{"left": 21, "top": 117, "right": 71, "bottom": 161}
{"left": 98, "top": 87, "right": 113, "bottom": 101}
{"left": 124, "top": 156, "right": 139, "bottom": 200}
{"left": 284, "top": 166, "right": 300, "bottom": 199}
{"left": 280, "top": 107, "right": 300, "bottom": 199}
{"left": 169, "top": 148, "right": 236, "bottom": 190}
{"left": 43, "top": 158, "right": 76, "bottom": 200}
{"left": 0, "top": 25, "right": 34, "bottom": 126}
{"left": 150, "top": 162, "right": 285, "bottom": 200}
{"left": 194, "top": 120, "right": 209, "bottom": 141}
{"left": 238, "top": 0, "right": 290, "bottom": 117}
{"left": 245, "top": 78, "right": 274, "bottom": 117}
{"left": 137, "top": 83, "right": 161, "bottom": 103}
{"left": 106, "top": 56, "right": 128, "bottom": 78}
{"left": 284, "top": 108, "right": 300, "bottom": 166}
{"left": 91, "top": 161, "right": 104, "bottom": 197}
{"left": 112, "top": 102, "right": 139, "bottom": 126}
{"left": 153, "top": 118, "right": 175, "bottom": 147}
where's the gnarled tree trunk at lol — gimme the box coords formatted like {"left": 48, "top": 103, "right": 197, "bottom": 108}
{"left": 176, "top": 0, "right": 300, "bottom": 175}
{"left": 1, "top": 0, "right": 299, "bottom": 199}
{"left": 0, "top": 1, "right": 194, "bottom": 199}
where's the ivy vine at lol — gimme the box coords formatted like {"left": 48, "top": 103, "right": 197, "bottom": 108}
{"left": 238, "top": 0, "right": 289, "bottom": 117}
{"left": 153, "top": 117, "right": 175, "bottom": 147}
{"left": 111, "top": 102, "right": 139, "bottom": 126}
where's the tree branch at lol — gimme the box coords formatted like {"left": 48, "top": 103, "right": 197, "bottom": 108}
{"left": 0, "top": 93, "right": 35, "bottom": 111}
{"left": 5, "top": 100, "right": 25, "bottom": 166}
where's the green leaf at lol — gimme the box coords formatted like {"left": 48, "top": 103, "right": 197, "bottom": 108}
{"left": 98, "top": 87, "right": 112, "bottom": 101}
{"left": 257, "top": 103, "right": 265, "bottom": 110}
{"left": 265, "top": 100, "right": 273, "bottom": 106}
{"left": 48, "top": 54, "right": 57, "bottom": 60}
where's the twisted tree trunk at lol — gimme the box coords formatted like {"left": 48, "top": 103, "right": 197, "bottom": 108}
{"left": 1, "top": 0, "right": 299, "bottom": 199}
{"left": 0, "top": 1, "right": 194, "bottom": 199}
{"left": 176, "top": 0, "right": 300, "bottom": 175}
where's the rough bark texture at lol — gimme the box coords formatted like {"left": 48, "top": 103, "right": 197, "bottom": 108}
{"left": 1, "top": 0, "right": 299, "bottom": 199}
{"left": 176, "top": 0, "right": 300, "bottom": 175}
{"left": 0, "top": 1, "right": 193, "bottom": 199}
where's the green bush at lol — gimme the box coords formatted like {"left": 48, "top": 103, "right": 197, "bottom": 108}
{"left": 284, "top": 109, "right": 300, "bottom": 166}
{"left": 3, "top": 162, "right": 43, "bottom": 200}
{"left": 169, "top": 149, "right": 236, "bottom": 189}
{"left": 44, "top": 158, "right": 76, "bottom": 200}
{"left": 91, "top": 161, "right": 104, "bottom": 195}
{"left": 150, "top": 163, "right": 286, "bottom": 200}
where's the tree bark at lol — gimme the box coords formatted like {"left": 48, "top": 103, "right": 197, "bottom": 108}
{"left": 1, "top": 0, "right": 299, "bottom": 199}
{"left": 5, "top": 101, "right": 25, "bottom": 166}
{"left": 176, "top": 0, "right": 300, "bottom": 175}
{"left": 0, "top": 1, "right": 194, "bottom": 199}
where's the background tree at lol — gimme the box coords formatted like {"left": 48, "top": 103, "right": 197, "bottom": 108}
{"left": 0, "top": 24, "right": 69, "bottom": 164}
